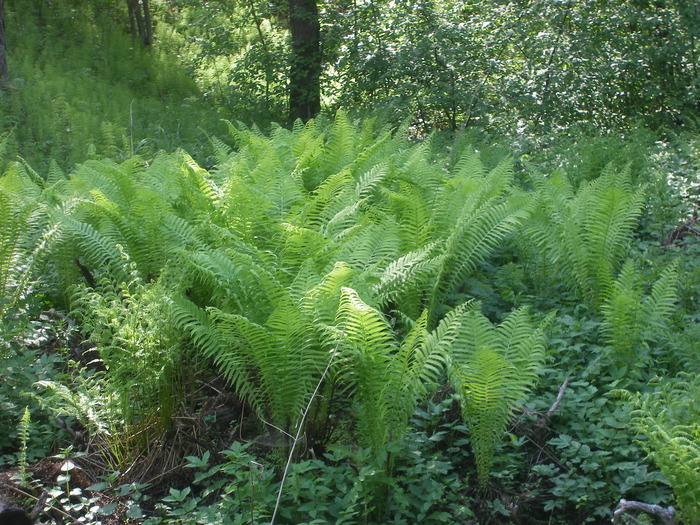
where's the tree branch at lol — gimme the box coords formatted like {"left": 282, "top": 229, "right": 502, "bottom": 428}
{"left": 613, "top": 499, "right": 676, "bottom": 525}
{"left": 545, "top": 376, "right": 569, "bottom": 420}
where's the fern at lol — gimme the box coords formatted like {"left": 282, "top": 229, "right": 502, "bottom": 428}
{"left": 527, "top": 165, "right": 646, "bottom": 306}
{"left": 334, "top": 288, "right": 465, "bottom": 457}
{"left": 628, "top": 375, "right": 700, "bottom": 524}
{"left": 447, "top": 307, "right": 553, "bottom": 488}
{"left": 601, "top": 260, "right": 678, "bottom": 371}
{"left": 434, "top": 193, "right": 533, "bottom": 306}
{"left": 0, "top": 162, "right": 52, "bottom": 315}
{"left": 321, "top": 110, "right": 358, "bottom": 178}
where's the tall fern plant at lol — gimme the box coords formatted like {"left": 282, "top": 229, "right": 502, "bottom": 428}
{"left": 374, "top": 153, "right": 533, "bottom": 324}
{"left": 332, "top": 289, "right": 454, "bottom": 455}
{"left": 0, "top": 161, "right": 54, "bottom": 319}
{"left": 446, "top": 306, "right": 554, "bottom": 488}
{"left": 601, "top": 260, "right": 678, "bottom": 376}
{"left": 526, "top": 164, "right": 646, "bottom": 307}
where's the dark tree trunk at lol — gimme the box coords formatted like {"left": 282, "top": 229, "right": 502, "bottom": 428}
{"left": 126, "top": 0, "right": 137, "bottom": 42}
{"left": 0, "top": 0, "right": 8, "bottom": 90}
{"left": 142, "top": 0, "right": 152, "bottom": 46}
{"left": 287, "top": 0, "right": 321, "bottom": 122}
{"left": 125, "top": 0, "right": 152, "bottom": 47}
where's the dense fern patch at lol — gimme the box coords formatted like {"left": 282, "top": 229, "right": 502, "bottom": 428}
{"left": 1, "top": 113, "right": 699, "bottom": 523}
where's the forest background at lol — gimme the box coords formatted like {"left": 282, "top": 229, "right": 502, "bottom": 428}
{"left": 1, "top": 0, "right": 700, "bottom": 524}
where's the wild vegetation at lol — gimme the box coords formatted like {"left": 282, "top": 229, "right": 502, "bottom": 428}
{"left": 1, "top": 1, "right": 699, "bottom": 524}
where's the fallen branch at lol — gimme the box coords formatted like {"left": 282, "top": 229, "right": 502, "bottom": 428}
{"left": 30, "top": 491, "right": 47, "bottom": 521}
{"left": 544, "top": 377, "right": 569, "bottom": 421}
{"left": 613, "top": 499, "right": 675, "bottom": 525}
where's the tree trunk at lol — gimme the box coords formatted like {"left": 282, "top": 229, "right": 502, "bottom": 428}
{"left": 125, "top": 0, "right": 152, "bottom": 47}
{"left": 126, "top": 0, "right": 137, "bottom": 43}
{"left": 287, "top": 0, "right": 321, "bottom": 122}
{"left": 142, "top": 0, "right": 152, "bottom": 46}
{"left": 0, "top": 0, "right": 8, "bottom": 90}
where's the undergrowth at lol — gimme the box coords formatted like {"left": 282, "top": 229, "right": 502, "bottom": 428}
{"left": 1, "top": 112, "right": 698, "bottom": 524}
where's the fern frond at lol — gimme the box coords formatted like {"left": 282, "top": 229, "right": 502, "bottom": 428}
{"left": 528, "top": 164, "right": 646, "bottom": 306}
{"left": 302, "top": 261, "right": 356, "bottom": 328}
{"left": 53, "top": 211, "right": 129, "bottom": 284}
{"left": 450, "top": 149, "right": 485, "bottom": 180}
{"left": 380, "top": 181, "right": 435, "bottom": 252}
{"left": 600, "top": 260, "right": 643, "bottom": 356}
{"left": 447, "top": 307, "right": 549, "bottom": 488}
{"left": 435, "top": 193, "right": 533, "bottom": 306}
{"left": 373, "top": 242, "right": 445, "bottom": 310}
{"left": 332, "top": 221, "right": 400, "bottom": 281}
{"left": 197, "top": 307, "right": 267, "bottom": 417}
{"left": 601, "top": 259, "right": 678, "bottom": 369}
{"left": 322, "top": 111, "right": 358, "bottom": 176}
{"left": 640, "top": 261, "right": 678, "bottom": 341}
{"left": 630, "top": 376, "right": 700, "bottom": 522}
{"left": 335, "top": 287, "right": 396, "bottom": 451}
{"left": 452, "top": 346, "right": 512, "bottom": 487}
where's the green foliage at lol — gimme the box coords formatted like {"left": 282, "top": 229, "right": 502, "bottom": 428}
{"left": 600, "top": 260, "right": 678, "bottom": 374}
{"left": 68, "top": 277, "right": 186, "bottom": 429}
{"left": 3, "top": 94, "right": 699, "bottom": 524}
{"left": 526, "top": 164, "right": 646, "bottom": 307}
{"left": 334, "top": 289, "right": 450, "bottom": 455}
{"left": 143, "top": 437, "right": 473, "bottom": 525}
{"left": 159, "top": 0, "right": 700, "bottom": 129}
{"left": 446, "top": 307, "right": 553, "bottom": 489}
{"left": 0, "top": 0, "right": 222, "bottom": 170}
{"left": 15, "top": 407, "right": 31, "bottom": 485}
{"left": 0, "top": 161, "right": 48, "bottom": 318}
{"left": 629, "top": 376, "right": 700, "bottom": 524}
{"left": 0, "top": 328, "right": 66, "bottom": 468}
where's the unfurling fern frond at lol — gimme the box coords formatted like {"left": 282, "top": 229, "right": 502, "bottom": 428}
{"left": 447, "top": 307, "right": 552, "bottom": 488}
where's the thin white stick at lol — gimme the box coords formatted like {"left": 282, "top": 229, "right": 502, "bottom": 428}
{"left": 129, "top": 100, "right": 135, "bottom": 157}
{"left": 269, "top": 330, "right": 344, "bottom": 525}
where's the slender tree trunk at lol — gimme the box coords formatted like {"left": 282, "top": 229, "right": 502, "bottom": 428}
{"left": 126, "top": 0, "right": 137, "bottom": 41}
{"left": 142, "top": 0, "right": 152, "bottom": 46}
{"left": 0, "top": 0, "right": 8, "bottom": 90}
{"left": 248, "top": 0, "right": 272, "bottom": 110}
{"left": 287, "top": 0, "right": 321, "bottom": 122}
{"left": 125, "top": 0, "right": 152, "bottom": 47}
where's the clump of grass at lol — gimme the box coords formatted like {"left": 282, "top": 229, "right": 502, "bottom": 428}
{"left": 0, "top": 0, "right": 225, "bottom": 171}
